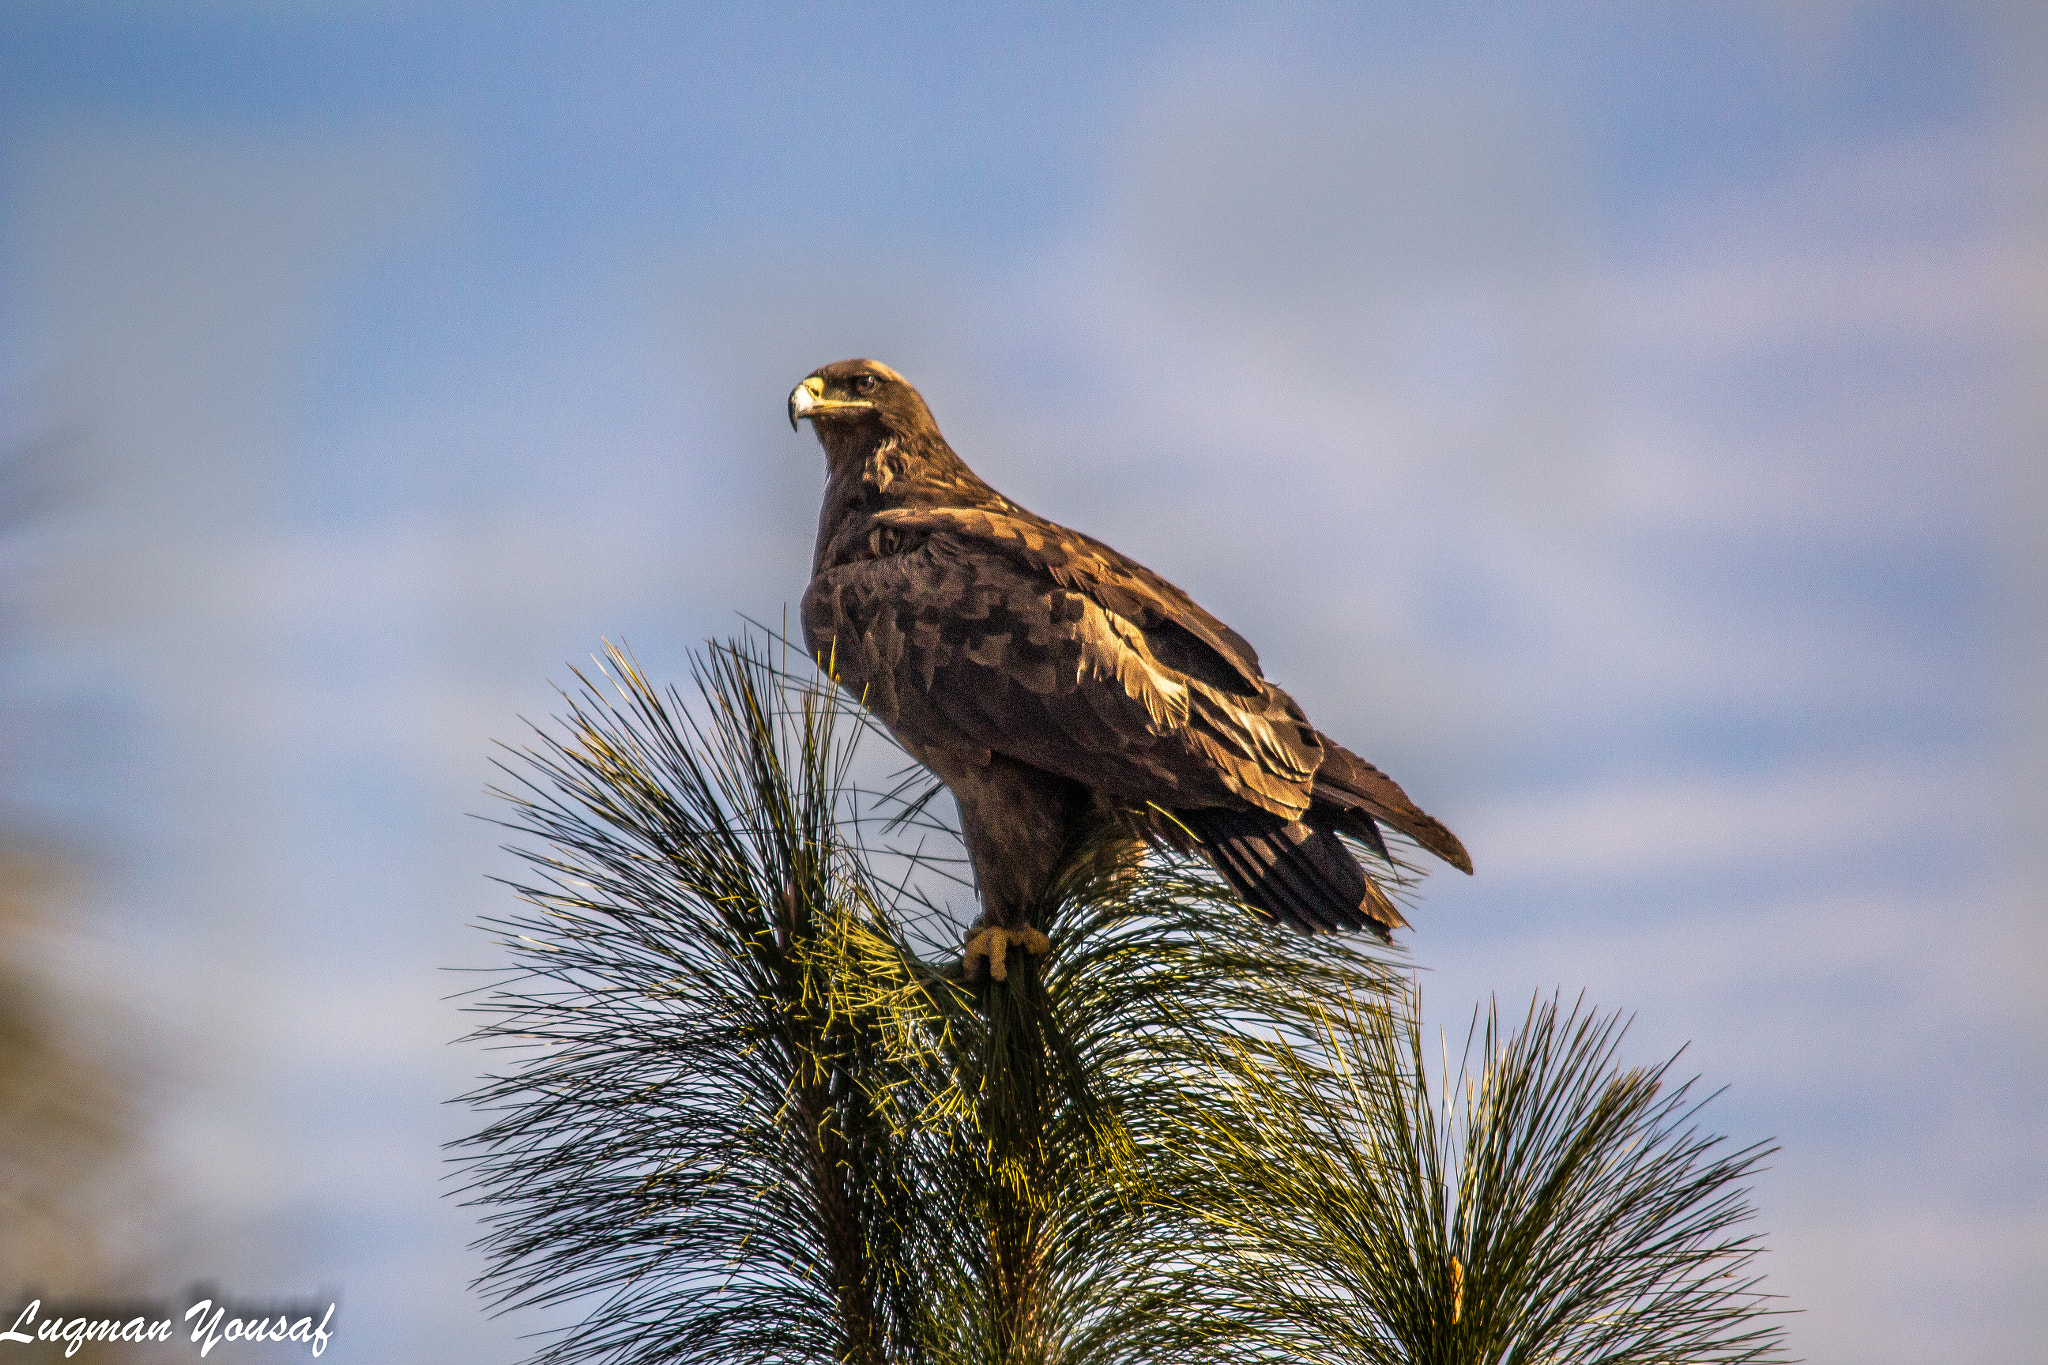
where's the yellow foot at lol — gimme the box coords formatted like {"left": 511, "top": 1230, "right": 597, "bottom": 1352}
{"left": 962, "top": 925, "right": 1052, "bottom": 982}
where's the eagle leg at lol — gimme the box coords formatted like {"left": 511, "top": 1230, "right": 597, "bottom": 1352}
{"left": 935, "top": 751, "right": 1093, "bottom": 936}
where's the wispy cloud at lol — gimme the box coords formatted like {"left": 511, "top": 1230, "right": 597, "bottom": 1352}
{"left": 4, "top": 8, "right": 2042, "bottom": 1362}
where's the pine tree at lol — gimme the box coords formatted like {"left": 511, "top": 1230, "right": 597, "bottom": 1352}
{"left": 453, "top": 634, "right": 1785, "bottom": 1365}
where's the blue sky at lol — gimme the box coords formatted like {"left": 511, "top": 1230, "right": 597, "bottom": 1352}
{"left": 3, "top": 4, "right": 2043, "bottom": 1362}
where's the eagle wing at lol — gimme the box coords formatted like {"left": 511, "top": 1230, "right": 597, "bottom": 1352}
{"left": 801, "top": 506, "right": 1322, "bottom": 819}
{"left": 871, "top": 506, "right": 1270, "bottom": 695}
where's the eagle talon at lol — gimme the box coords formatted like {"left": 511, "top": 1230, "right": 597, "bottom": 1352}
{"left": 962, "top": 924, "right": 1052, "bottom": 982}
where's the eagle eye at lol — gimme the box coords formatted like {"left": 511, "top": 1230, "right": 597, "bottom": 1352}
{"left": 852, "top": 374, "right": 879, "bottom": 395}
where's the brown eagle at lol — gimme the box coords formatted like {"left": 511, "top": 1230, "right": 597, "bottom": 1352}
{"left": 792, "top": 359, "right": 1470, "bottom": 978}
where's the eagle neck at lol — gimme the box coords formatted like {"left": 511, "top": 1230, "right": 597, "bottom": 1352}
{"left": 813, "top": 429, "right": 1003, "bottom": 574}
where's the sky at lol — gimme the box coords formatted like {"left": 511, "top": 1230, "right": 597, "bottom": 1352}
{"left": 1, "top": 3, "right": 2043, "bottom": 1361}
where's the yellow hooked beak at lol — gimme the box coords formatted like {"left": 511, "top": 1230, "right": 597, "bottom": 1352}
{"left": 788, "top": 375, "right": 875, "bottom": 431}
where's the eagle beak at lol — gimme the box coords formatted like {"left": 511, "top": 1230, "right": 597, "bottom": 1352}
{"left": 788, "top": 375, "right": 874, "bottom": 431}
{"left": 788, "top": 377, "right": 822, "bottom": 430}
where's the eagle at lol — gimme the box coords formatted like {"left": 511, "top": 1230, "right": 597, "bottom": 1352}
{"left": 792, "top": 359, "right": 1470, "bottom": 979}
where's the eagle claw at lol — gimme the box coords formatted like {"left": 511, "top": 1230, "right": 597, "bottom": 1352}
{"left": 962, "top": 925, "right": 1052, "bottom": 982}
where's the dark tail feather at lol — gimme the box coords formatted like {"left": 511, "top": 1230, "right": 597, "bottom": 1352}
{"left": 1310, "top": 736, "right": 1473, "bottom": 874}
{"left": 1179, "top": 807, "right": 1407, "bottom": 939}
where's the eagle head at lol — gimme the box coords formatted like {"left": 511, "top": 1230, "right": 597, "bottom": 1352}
{"left": 788, "top": 359, "right": 935, "bottom": 445}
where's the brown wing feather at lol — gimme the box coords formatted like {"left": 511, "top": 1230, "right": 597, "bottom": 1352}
{"left": 801, "top": 530, "right": 1319, "bottom": 819}
{"left": 870, "top": 505, "right": 1268, "bottom": 698}
{"left": 1311, "top": 736, "right": 1473, "bottom": 874}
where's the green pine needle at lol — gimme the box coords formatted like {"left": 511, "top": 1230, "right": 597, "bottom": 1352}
{"left": 1169, "top": 989, "right": 1789, "bottom": 1364}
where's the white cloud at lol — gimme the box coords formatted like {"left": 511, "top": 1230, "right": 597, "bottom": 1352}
{"left": 1462, "top": 758, "right": 1984, "bottom": 885}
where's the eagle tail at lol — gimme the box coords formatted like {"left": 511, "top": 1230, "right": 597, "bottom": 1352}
{"left": 1309, "top": 735, "right": 1473, "bottom": 875}
{"left": 1178, "top": 806, "right": 1407, "bottom": 939}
